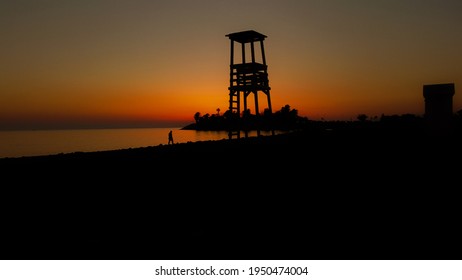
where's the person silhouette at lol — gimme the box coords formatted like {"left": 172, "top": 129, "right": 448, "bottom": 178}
{"left": 168, "top": 130, "right": 174, "bottom": 145}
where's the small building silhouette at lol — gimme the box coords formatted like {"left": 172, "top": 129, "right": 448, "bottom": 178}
{"left": 423, "top": 83, "right": 455, "bottom": 134}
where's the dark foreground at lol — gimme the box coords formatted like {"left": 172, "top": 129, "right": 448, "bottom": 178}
{"left": 1, "top": 126, "right": 461, "bottom": 260}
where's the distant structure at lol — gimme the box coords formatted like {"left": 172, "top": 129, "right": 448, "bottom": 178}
{"left": 226, "top": 30, "right": 272, "bottom": 138}
{"left": 423, "top": 83, "right": 455, "bottom": 134}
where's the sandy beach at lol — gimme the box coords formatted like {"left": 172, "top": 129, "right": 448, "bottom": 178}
{"left": 1, "top": 126, "right": 461, "bottom": 260}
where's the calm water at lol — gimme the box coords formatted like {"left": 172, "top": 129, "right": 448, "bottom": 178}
{"left": 0, "top": 127, "right": 279, "bottom": 158}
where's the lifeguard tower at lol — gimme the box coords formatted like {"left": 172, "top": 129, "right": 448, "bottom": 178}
{"left": 226, "top": 30, "right": 272, "bottom": 138}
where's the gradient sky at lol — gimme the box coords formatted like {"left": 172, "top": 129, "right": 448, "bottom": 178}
{"left": 1, "top": 0, "right": 461, "bottom": 129}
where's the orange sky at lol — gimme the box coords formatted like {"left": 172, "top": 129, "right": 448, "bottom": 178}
{"left": 1, "top": 0, "right": 461, "bottom": 129}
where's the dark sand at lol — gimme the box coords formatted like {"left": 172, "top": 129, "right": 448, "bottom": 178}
{"left": 1, "top": 127, "right": 461, "bottom": 260}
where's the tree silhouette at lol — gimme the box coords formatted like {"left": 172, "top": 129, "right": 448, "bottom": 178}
{"left": 194, "top": 112, "right": 201, "bottom": 124}
{"left": 188, "top": 104, "right": 309, "bottom": 131}
{"left": 357, "top": 114, "right": 368, "bottom": 122}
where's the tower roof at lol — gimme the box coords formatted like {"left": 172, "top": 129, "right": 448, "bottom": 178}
{"left": 423, "top": 83, "right": 455, "bottom": 98}
{"left": 226, "top": 30, "right": 267, "bottom": 43}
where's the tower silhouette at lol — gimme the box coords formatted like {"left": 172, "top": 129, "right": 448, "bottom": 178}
{"left": 226, "top": 30, "right": 272, "bottom": 138}
{"left": 423, "top": 83, "right": 455, "bottom": 135}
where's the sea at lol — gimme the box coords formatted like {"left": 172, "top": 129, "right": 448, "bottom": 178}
{"left": 0, "top": 127, "right": 279, "bottom": 159}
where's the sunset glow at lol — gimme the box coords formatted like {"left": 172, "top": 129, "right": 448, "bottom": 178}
{"left": 1, "top": 0, "right": 461, "bottom": 129}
